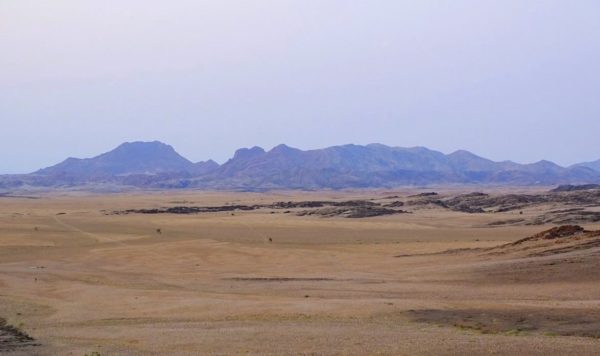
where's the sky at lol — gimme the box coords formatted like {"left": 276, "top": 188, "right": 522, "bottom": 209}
{"left": 1, "top": 0, "right": 599, "bottom": 174}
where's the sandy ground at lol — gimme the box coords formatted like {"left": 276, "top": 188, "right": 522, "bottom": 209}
{"left": 0, "top": 190, "right": 599, "bottom": 355}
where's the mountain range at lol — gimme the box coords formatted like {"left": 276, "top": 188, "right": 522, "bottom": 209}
{"left": 1, "top": 141, "right": 599, "bottom": 190}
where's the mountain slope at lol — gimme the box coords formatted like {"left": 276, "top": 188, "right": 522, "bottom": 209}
{"left": 573, "top": 159, "right": 600, "bottom": 172}
{"left": 191, "top": 160, "right": 220, "bottom": 175}
{"left": 36, "top": 141, "right": 195, "bottom": 177}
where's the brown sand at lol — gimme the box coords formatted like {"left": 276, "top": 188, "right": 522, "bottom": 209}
{"left": 0, "top": 190, "right": 599, "bottom": 355}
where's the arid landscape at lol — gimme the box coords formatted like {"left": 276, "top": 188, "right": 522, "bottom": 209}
{"left": 3, "top": 1, "right": 600, "bottom": 355}
{"left": 1, "top": 187, "right": 600, "bottom": 355}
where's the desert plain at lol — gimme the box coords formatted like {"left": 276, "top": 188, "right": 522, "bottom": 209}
{"left": 1, "top": 188, "right": 599, "bottom": 355}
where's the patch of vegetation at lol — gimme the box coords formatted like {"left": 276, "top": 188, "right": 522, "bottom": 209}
{"left": 0, "top": 317, "right": 39, "bottom": 352}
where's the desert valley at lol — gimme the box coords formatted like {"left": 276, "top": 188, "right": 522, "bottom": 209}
{"left": 1, "top": 184, "right": 600, "bottom": 355}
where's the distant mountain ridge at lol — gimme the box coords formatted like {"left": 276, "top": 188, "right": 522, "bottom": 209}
{"left": 196, "top": 144, "right": 598, "bottom": 189}
{"left": 1, "top": 141, "right": 599, "bottom": 190}
{"left": 573, "top": 159, "right": 600, "bottom": 173}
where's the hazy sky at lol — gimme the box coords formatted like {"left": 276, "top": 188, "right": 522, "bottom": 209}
{"left": 1, "top": 1, "right": 599, "bottom": 173}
